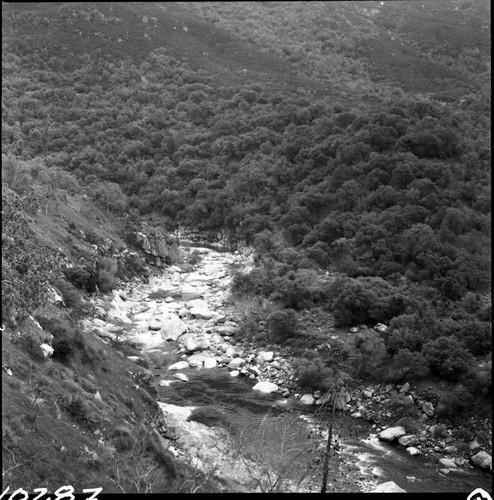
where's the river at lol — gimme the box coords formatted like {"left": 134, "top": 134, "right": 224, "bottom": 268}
{"left": 97, "top": 243, "right": 492, "bottom": 494}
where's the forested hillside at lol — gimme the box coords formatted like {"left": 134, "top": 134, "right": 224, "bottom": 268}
{"left": 2, "top": 0, "right": 491, "bottom": 456}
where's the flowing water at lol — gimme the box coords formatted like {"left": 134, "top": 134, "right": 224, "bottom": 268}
{"left": 153, "top": 351, "right": 492, "bottom": 493}
{"left": 125, "top": 245, "right": 491, "bottom": 493}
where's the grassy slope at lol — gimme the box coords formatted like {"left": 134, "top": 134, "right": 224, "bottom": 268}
{"left": 1, "top": 193, "right": 190, "bottom": 492}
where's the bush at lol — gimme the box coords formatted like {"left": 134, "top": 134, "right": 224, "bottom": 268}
{"left": 64, "top": 265, "right": 96, "bottom": 293}
{"left": 95, "top": 257, "right": 118, "bottom": 292}
{"left": 231, "top": 266, "right": 274, "bottom": 297}
{"left": 387, "top": 393, "right": 420, "bottom": 420}
{"left": 396, "top": 416, "right": 423, "bottom": 434}
{"left": 267, "top": 309, "right": 298, "bottom": 342}
{"left": 329, "top": 276, "right": 411, "bottom": 327}
{"left": 52, "top": 335, "right": 75, "bottom": 363}
{"left": 436, "top": 385, "right": 475, "bottom": 418}
{"left": 292, "top": 350, "right": 336, "bottom": 391}
{"left": 54, "top": 278, "right": 82, "bottom": 308}
{"left": 341, "top": 329, "right": 388, "bottom": 380}
{"left": 421, "top": 337, "right": 476, "bottom": 382}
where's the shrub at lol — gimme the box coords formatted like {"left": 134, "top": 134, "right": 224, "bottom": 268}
{"left": 329, "top": 276, "right": 412, "bottom": 327}
{"left": 237, "top": 316, "right": 258, "bottom": 339}
{"left": 52, "top": 336, "right": 75, "bottom": 364}
{"left": 270, "top": 269, "right": 328, "bottom": 309}
{"left": 85, "top": 228, "right": 103, "bottom": 246}
{"left": 421, "top": 337, "right": 476, "bottom": 382}
{"left": 64, "top": 265, "right": 97, "bottom": 292}
{"left": 95, "top": 269, "right": 117, "bottom": 293}
{"left": 96, "top": 257, "right": 118, "bottom": 293}
{"left": 341, "top": 329, "right": 388, "bottom": 380}
{"left": 387, "top": 393, "right": 420, "bottom": 420}
{"left": 267, "top": 309, "right": 298, "bottom": 342}
{"left": 54, "top": 278, "right": 82, "bottom": 308}
{"left": 384, "top": 349, "right": 429, "bottom": 383}
{"left": 396, "top": 416, "right": 423, "bottom": 434}
{"left": 231, "top": 266, "right": 274, "bottom": 297}
{"left": 292, "top": 350, "right": 336, "bottom": 391}
{"left": 436, "top": 385, "right": 475, "bottom": 418}
{"left": 431, "top": 423, "right": 448, "bottom": 439}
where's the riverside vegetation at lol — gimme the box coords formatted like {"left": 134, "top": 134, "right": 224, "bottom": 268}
{"left": 2, "top": 0, "right": 491, "bottom": 493}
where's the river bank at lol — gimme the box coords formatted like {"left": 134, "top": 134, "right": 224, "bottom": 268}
{"left": 81, "top": 243, "right": 492, "bottom": 493}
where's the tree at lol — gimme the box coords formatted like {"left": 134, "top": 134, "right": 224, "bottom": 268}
{"left": 91, "top": 181, "right": 128, "bottom": 213}
{"left": 385, "top": 349, "right": 429, "bottom": 383}
{"left": 422, "top": 336, "right": 476, "bottom": 382}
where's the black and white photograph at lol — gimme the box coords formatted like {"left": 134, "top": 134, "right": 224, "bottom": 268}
{"left": 2, "top": 1, "right": 491, "bottom": 495}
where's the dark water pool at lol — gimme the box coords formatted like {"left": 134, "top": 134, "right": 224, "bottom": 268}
{"left": 155, "top": 361, "right": 492, "bottom": 494}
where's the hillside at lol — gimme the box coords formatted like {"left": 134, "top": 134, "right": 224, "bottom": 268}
{"left": 2, "top": 0, "right": 492, "bottom": 493}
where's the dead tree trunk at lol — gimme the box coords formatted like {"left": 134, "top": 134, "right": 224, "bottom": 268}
{"left": 320, "top": 395, "right": 336, "bottom": 494}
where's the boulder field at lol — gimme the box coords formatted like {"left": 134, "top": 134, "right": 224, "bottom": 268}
{"left": 82, "top": 245, "right": 492, "bottom": 490}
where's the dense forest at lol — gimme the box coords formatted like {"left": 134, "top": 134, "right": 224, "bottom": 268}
{"left": 2, "top": 1, "right": 491, "bottom": 410}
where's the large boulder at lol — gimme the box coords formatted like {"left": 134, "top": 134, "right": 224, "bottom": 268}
{"left": 217, "top": 324, "right": 238, "bottom": 336}
{"left": 187, "top": 299, "right": 209, "bottom": 309}
{"left": 189, "top": 308, "right": 216, "bottom": 320}
{"left": 252, "top": 381, "right": 279, "bottom": 393}
{"left": 184, "top": 336, "right": 210, "bottom": 352}
{"left": 471, "top": 451, "right": 492, "bottom": 470}
{"left": 225, "top": 346, "right": 236, "bottom": 358}
{"left": 398, "top": 435, "right": 418, "bottom": 447}
{"left": 370, "top": 481, "right": 406, "bottom": 493}
{"left": 420, "top": 400, "right": 435, "bottom": 417}
{"left": 300, "top": 394, "right": 315, "bottom": 405}
{"left": 439, "top": 458, "right": 457, "bottom": 468}
{"left": 188, "top": 356, "right": 205, "bottom": 368}
{"left": 203, "top": 357, "right": 217, "bottom": 369}
{"left": 228, "top": 358, "right": 246, "bottom": 370}
{"left": 379, "top": 426, "right": 407, "bottom": 442}
{"left": 40, "top": 343, "right": 54, "bottom": 357}
{"left": 160, "top": 314, "right": 187, "bottom": 341}
{"left": 256, "top": 351, "right": 274, "bottom": 364}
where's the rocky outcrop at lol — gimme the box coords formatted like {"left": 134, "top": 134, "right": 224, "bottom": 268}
{"left": 134, "top": 223, "right": 180, "bottom": 267}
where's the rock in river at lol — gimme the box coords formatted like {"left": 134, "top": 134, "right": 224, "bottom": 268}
{"left": 185, "top": 336, "right": 210, "bottom": 352}
{"left": 203, "top": 357, "right": 217, "bottom": 369}
{"left": 252, "top": 381, "right": 279, "bottom": 393}
{"left": 228, "top": 357, "right": 246, "bottom": 370}
{"left": 379, "top": 426, "right": 406, "bottom": 442}
{"left": 160, "top": 314, "right": 187, "bottom": 341}
{"left": 189, "top": 307, "right": 216, "bottom": 320}
{"left": 168, "top": 361, "right": 190, "bottom": 371}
